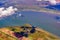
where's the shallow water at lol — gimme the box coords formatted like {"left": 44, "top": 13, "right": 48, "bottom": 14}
{"left": 0, "top": 11, "right": 60, "bottom": 36}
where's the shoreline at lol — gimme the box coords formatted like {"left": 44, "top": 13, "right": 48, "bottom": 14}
{"left": 21, "top": 9, "right": 60, "bottom": 15}
{"left": 15, "top": 5, "right": 60, "bottom": 15}
{"left": 36, "top": 27, "right": 60, "bottom": 39}
{"left": 0, "top": 25, "right": 60, "bottom": 40}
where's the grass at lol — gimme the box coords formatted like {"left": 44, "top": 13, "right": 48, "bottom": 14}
{"left": 0, "top": 24, "right": 60, "bottom": 40}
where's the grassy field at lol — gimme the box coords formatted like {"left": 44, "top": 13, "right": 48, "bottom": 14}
{"left": 0, "top": 24, "right": 60, "bottom": 40}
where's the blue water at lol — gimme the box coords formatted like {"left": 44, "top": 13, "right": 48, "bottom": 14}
{"left": 0, "top": 11, "right": 60, "bottom": 36}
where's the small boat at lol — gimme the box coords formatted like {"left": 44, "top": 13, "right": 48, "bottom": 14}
{"left": 19, "top": 14, "right": 22, "bottom": 16}
{"left": 18, "top": 14, "right": 24, "bottom": 17}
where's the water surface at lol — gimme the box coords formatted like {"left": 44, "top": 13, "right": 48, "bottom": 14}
{"left": 0, "top": 11, "right": 60, "bottom": 36}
